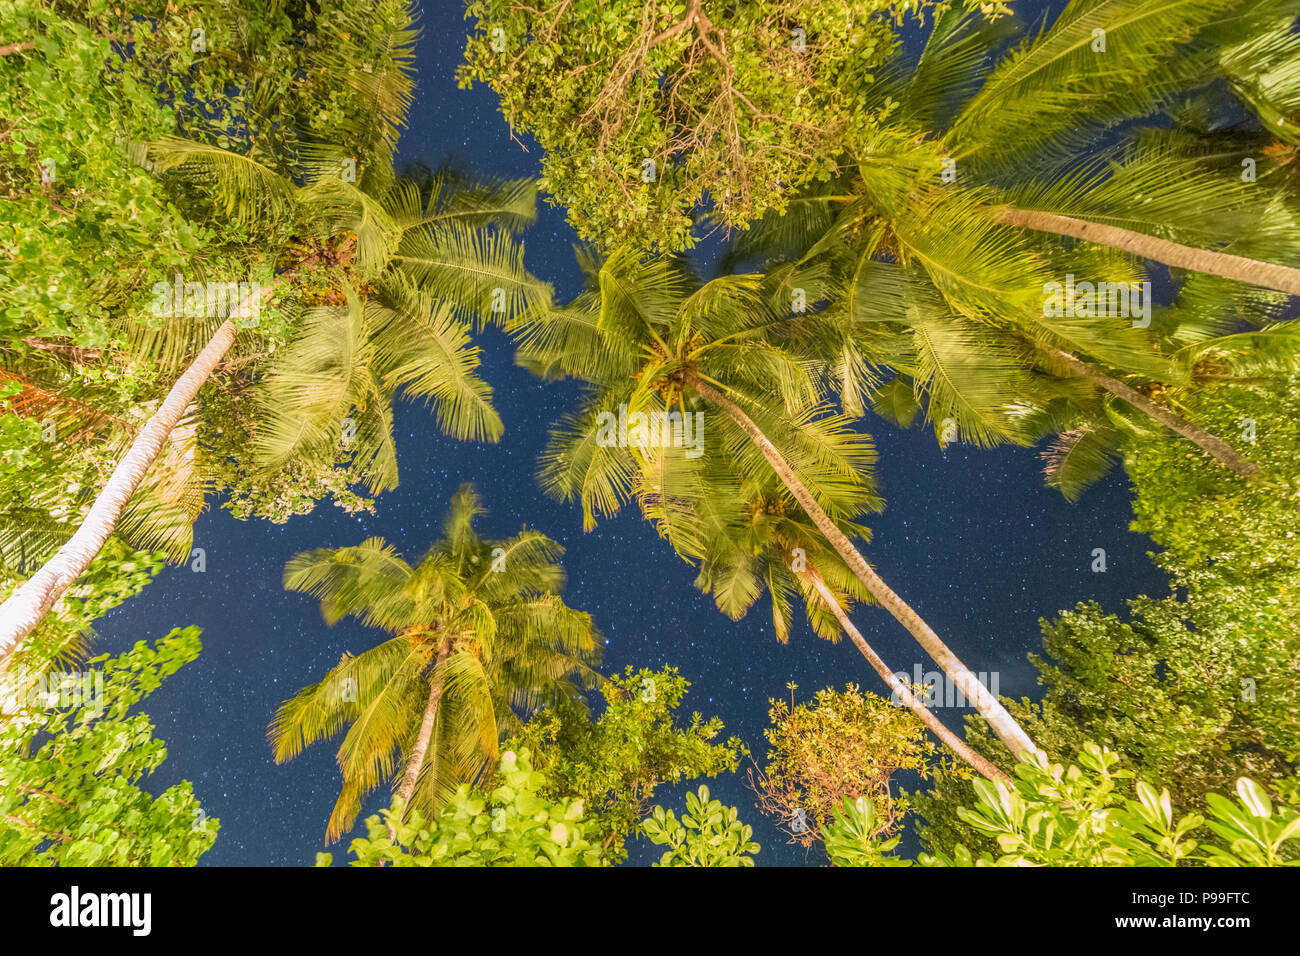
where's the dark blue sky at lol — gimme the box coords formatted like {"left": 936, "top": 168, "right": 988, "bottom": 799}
{"left": 100, "top": 0, "right": 1169, "bottom": 866}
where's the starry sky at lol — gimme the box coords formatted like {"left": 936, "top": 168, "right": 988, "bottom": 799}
{"left": 99, "top": 0, "right": 1170, "bottom": 866}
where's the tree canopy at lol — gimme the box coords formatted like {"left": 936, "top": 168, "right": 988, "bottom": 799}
{"left": 459, "top": 0, "right": 986, "bottom": 251}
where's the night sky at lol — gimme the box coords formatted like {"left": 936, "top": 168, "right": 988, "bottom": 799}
{"left": 99, "top": 0, "right": 1170, "bottom": 866}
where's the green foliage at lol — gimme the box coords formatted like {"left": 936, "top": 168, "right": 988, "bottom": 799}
{"left": 917, "top": 375, "right": 1300, "bottom": 856}
{"left": 0, "top": 536, "right": 165, "bottom": 674}
{"left": 1026, "top": 596, "right": 1291, "bottom": 805}
{"left": 520, "top": 245, "right": 878, "bottom": 563}
{"left": 821, "top": 796, "right": 911, "bottom": 867}
{"left": 459, "top": 0, "right": 970, "bottom": 252}
{"left": 513, "top": 665, "right": 744, "bottom": 861}
{"left": 1, "top": 0, "right": 420, "bottom": 349}
{"left": 1122, "top": 374, "right": 1300, "bottom": 777}
{"left": 271, "top": 485, "right": 600, "bottom": 842}
{"left": 0, "top": 626, "right": 218, "bottom": 866}
{"left": 320, "top": 751, "right": 760, "bottom": 867}
{"left": 642, "top": 785, "right": 760, "bottom": 867}
{"left": 1, "top": 0, "right": 549, "bottom": 597}
{"left": 319, "top": 748, "right": 604, "bottom": 866}
{"left": 723, "top": 0, "right": 1299, "bottom": 465}
{"left": 752, "top": 684, "right": 938, "bottom": 848}
{"left": 827, "top": 745, "right": 1300, "bottom": 867}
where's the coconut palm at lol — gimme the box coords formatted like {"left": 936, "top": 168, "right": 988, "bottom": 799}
{"left": 0, "top": 61, "right": 550, "bottom": 660}
{"left": 723, "top": 0, "right": 1300, "bottom": 477}
{"left": 817, "top": 251, "right": 1293, "bottom": 498}
{"left": 516, "top": 246, "right": 1038, "bottom": 757}
{"left": 723, "top": 0, "right": 1300, "bottom": 287}
{"left": 270, "top": 484, "right": 600, "bottom": 842}
{"left": 654, "top": 454, "right": 1006, "bottom": 780}
{"left": 934, "top": 0, "right": 1300, "bottom": 292}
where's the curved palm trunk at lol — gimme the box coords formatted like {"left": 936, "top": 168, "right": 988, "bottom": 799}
{"left": 0, "top": 287, "right": 270, "bottom": 664}
{"left": 1047, "top": 347, "right": 1259, "bottom": 478}
{"left": 686, "top": 371, "right": 1038, "bottom": 756}
{"left": 807, "top": 573, "right": 1006, "bottom": 781}
{"left": 1000, "top": 207, "right": 1300, "bottom": 298}
{"left": 394, "top": 651, "right": 448, "bottom": 820}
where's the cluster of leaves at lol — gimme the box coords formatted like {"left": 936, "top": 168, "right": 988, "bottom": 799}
{"left": 1126, "top": 374, "right": 1300, "bottom": 765}
{"left": 319, "top": 750, "right": 761, "bottom": 867}
{"left": 0, "top": 0, "right": 458, "bottom": 583}
{"left": 751, "top": 683, "right": 939, "bottom": 849}
{"left": 642, "top": 785, "right": 760, "bottom": 866}
{"left": 2, "top": 0, "right": 198, "bottom": 348}
{"left": 915, "top": 374, "right": 1300, "bottom": 857}
{"left": 5, "top": 539, "right": 166, "bottom": 671}
{"left": 459, "top": 0, "right": 989, "bottom": 251}
{"left": 200, "top": 382, "right": 375, "bottom": 523}
{"left": 318, "top": 749, "right": 605, "bottom": 867}
{"left": 0, "top": 626, "right": 218, "bottom": 866}
{"left": 0, "top": 380, "right": 41, "bottom": 481}
{"left": 512, "top": 666, "right": 744, "bottom": 861}
{"left": 826, "top": 745, "right": 1300, "bottom": 867}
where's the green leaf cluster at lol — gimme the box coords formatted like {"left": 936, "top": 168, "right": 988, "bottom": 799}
{"left": 512, "top": 665, "right": 745, "bottom": 861}
{"left": 320, "top": 748, "right": 604, "bottom": 867}
{"left": 642, "top": 785, "right": 760, "bottom": 867}
{"left": 752, "top": 683, "right": 940, "bottom": 850}
{"left": 0, "top": 626, "right": 218, "bottom": 866}
{"left": 458, "top": 0, "right": 972, "bottom": 251}
{"left": 826, "top": 744, "right": 1300, "bottom": 867}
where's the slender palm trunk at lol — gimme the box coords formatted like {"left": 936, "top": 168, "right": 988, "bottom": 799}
{"left": 395, "top": 652, "right": 448, "bottom": 819}
{"left": 807, "top": 572, "right": 1006, "bottom": 781}
{"left": 1000, "top": 207, "right": 1300, "bottom": 297}
{"left": 1047, "top": 347, "right": 1259, "bottom": 478}
{"left": 0, "top": 286, "right": 271, "bottom": 664}
{"left": 686, "top": 370, "right": 1038, "bottom": 756}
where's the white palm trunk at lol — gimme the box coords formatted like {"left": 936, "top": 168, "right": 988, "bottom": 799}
{"left": 1000, "top": 207, "right": 1300, "bottom": 297}
{"left": 687, "top": 371, "right": 1039, "bottom": 757}
{"left": 0, "top": 286, "right": 269, "bottom": 663}
{"left": 807, "top": 572, "right": 1006, "bottom": 781}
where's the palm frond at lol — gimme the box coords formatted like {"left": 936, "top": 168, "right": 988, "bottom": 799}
{"left": 390, "top": 220, "right": 552, "bottom": 330}
{"left": 139, "top": 136, "right": 295, "bottom": 227}
{"left": 283, "top": 538, "right": 417, "bottom": 630}
{"left": 371, "top": 281, "right": 503, "bottom": 442}
{"left": 947, "top": 0, "right": 1241, "bottom": 168}
{"left": 1041, "top": 424, "right": 1123, "bottom": 500}
{"left": 536, "top": 396, "right": 642, "bottom": 530}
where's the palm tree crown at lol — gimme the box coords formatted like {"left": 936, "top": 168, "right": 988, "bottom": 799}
{"left": 270, "top": 484, "right": 600, "bottom": 842}
{"left": 515, "top": 245, "right": 1038, "bottom": 757}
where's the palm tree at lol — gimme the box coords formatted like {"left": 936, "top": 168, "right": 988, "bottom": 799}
{"left": 269, "top": 484, "right": 600, "bottom": 842}
{"left": 723, "top": 0, "right": 1300, "bottom": 476}
{"left": 937, "top": 0, "right": 1300, "bottom": 292}
{"left": 0, "top": 105, "right": 549, "bottom": 660}
{"left": 816, "top": 254, "right": 1283, "bottom": 496}
{"left": 663, "top": 458, "right": 1005, "bottom": 780}
{"left": 516, "top": 247, "right": 1038, "bottom": 757}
